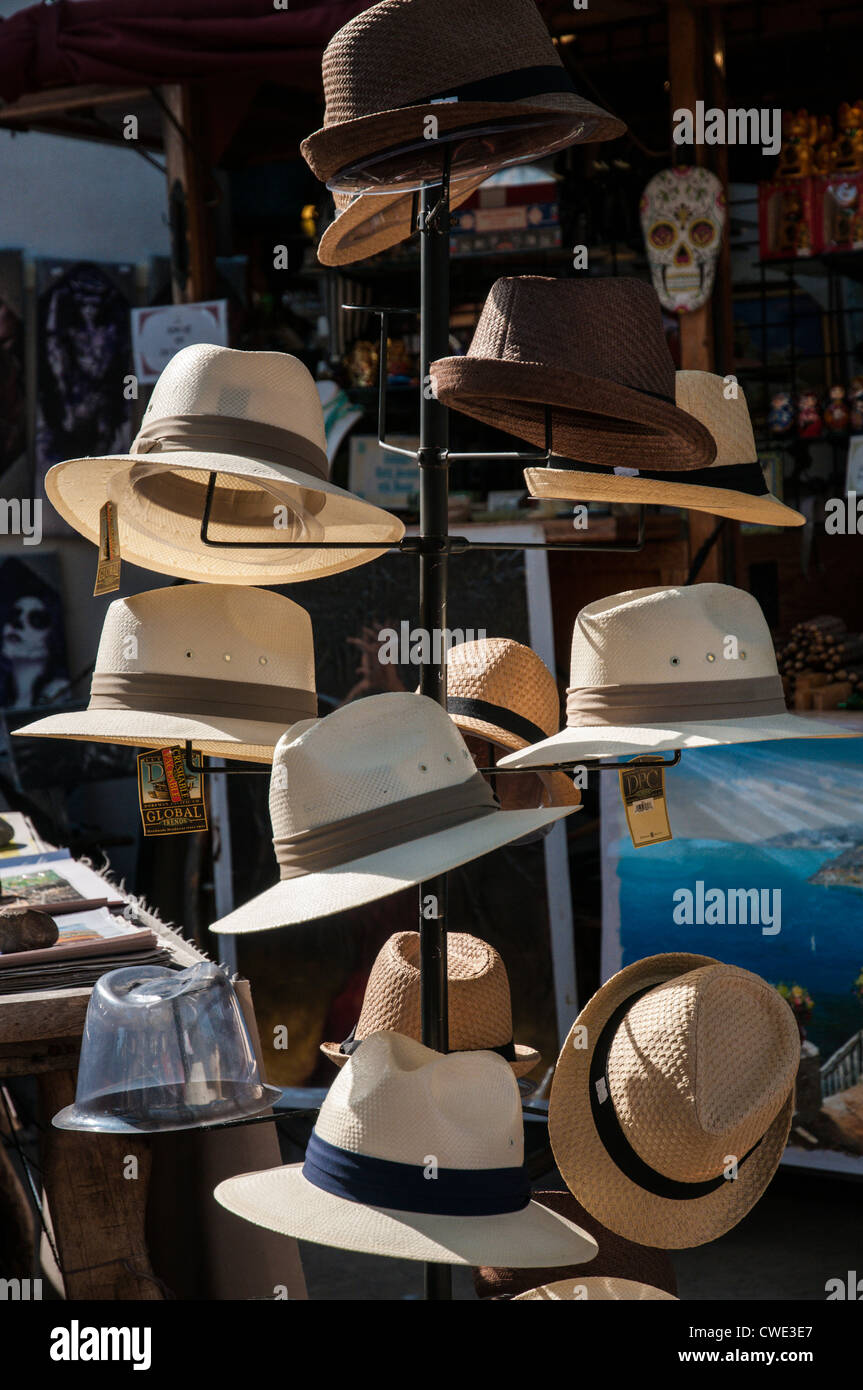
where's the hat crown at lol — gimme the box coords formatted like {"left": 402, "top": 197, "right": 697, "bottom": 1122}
{"left": 675, "top": 372, "right": 758, "bottom": 468}
{"left": 270, "top": 693, "right": 478, "bottom": 837}
{"left": 466, "top": 277, "right": 675, "bottom": 399}
{"left": 91, "top": 584, "right": 315, "bottom": 693}
{"left": 355, "top": 931, "right": 515, "bottom": 1050}
{"left": 608, "top": 965, "right": 799, "bottom": 1182}
{"left": 321, "top": 0, "right": 562, "bottom": 127}
{"left": 139, "top": 345, "right": 327, "bottom": 454}
{"left": 570, "top": 584, "right": 780, "bottom": 690}
{"left": 447, "top": 638, "right": 560, "bottom": 740}
{"left": 315, "top": 1030, "right": 524, "bottom": 1168}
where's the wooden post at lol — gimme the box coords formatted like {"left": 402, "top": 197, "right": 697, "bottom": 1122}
{"left": 160, "top": 84, "right": 216, "bottom": 305}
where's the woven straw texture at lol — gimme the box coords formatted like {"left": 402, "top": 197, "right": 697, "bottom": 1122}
{"left": 321, "top": 930, "right": 540, "bottom": 1075}
{"left": 302, "top": 0, "right": 624, "bottom": 184}
{"left": 549, "top": 954, "right": 799, "bottom": 1248}
{"left": 210, "top": 693, "right": 577, "bottom": 933}
{"left": 45, "top": 344, "right": 403, "bottom": 585}
{"left": 215, "top": 1031, "right": 599, "bottom": 1266}
{"left": 430, "top": 278, "right": 716, "bottom": 470}
{"left": 514, "top": 1276, "right": 677, "bottom": 1301}
{"left": 474, "top": 1189, "right": 678, "bottom": 1298}
{"left": 15, "top": 584, "right": 314, "bottom": 763}
{"left": 497, "top": 583, "right": 862, "bottom": 763}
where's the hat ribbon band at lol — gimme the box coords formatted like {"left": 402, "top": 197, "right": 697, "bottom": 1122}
{"left": 275, "top": 772, "right": 498, "bottom": 878}
{"left": 589, "top": 985, "right": 762, "bottom": 1200}
{"left": 424, "top": 64, "right": 578, "bottom": 106}
{"left": 339, "top": 1027, "right": 517, "bottom": 1063}
{"left": 446, "top": 696, "right": 549, "bottom": 747}
{"left": 303, "top": 1131, "right": 530, "bottom": 1216}
{"left": 546, "top": 459, "right": 769, "bottom": 498}
{"left": 566, "top": 675, "right": 786, "bottom": 727}
{"left": 131, "top": 413, "right": 330, "bottom": 484}
{"left": 89, "top": 672, "right": 317, "bottom": 726}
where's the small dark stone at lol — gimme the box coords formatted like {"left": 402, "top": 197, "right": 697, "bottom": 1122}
{"left": 0, "top": 818, "right": 14, "bottom": 849}
{"left": 0, "top": 904, "right": 60, "bottom": 953}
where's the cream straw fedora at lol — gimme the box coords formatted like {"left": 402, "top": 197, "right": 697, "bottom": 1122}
{"left": 14, "top": 584, "right": 316, "bottom": 763}
{"left": 320, "top": 930, "right": 541, "bottom": 1076}
{"left": 514, "top": 1277, "right": 677, "bottom": 1301}
{"left": 318, "top": 172, "right": 488, "bottom": 267}
{"left": 497, "top": 583, "right": 863, "bottom": 767}
{"left": 445, "top": 638, "right": 579, "bottom": 808}
{"left": 549, "top": 953, "right": 799, "bottom": 1249}
{"left": 45, "top": 344, "right": 404, "bottom": 585}
{"left": 210, "top": 693, "right": 578, "bottom": 933}
{"left": 215, "top": 1030, "right": 599, "bottom": 1267}
{"left": 524, "top": 372, "right": 805, "bottom": 528}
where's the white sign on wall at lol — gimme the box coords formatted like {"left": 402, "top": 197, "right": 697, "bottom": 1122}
{"left": 131, "top": 300, "right": 229, "bottom": 384}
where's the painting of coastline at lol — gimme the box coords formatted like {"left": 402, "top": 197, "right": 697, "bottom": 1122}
{"left": 601, "top": 734, "right": 863, "bottom": 1166}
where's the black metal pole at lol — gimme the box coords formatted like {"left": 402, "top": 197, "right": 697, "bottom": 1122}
{"left": 418, "top": 160, "right": 452, "bottom": 1303}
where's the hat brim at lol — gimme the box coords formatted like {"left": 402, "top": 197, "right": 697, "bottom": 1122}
{"left": 514, "top": 1276, "right": 678, "bottom": 1301}
{"left": 302, "top": 96, "right": 625, "bottom": 187}
{"left": 53, "top": 1084, "right": 282, "bottom": 1134}
{"left": 451, "top": 718, "right": 580, "bottom": 808}
{"left": 12, "top": 708, "right": 299, "bottom": 764}
{"left": 318, "top": 171, "right": 489, "bottom": 268}
{"left": 214, "top": 1162, "right": 599, "bottom": 1266}
{"left": 497, "top": 713, "right": 863, "bottom": 766}
{"left": 524, "top": 466, "right": 806, "bottom": 528}
{"left": 320, "top": 1038, "right": 542, "bottom": 1078}
{"left": 549, "top": 952, "right": 794, "bottom": 1248}
{"left": 210, "top": 802, "right": 578, "bottom": 933}
{"left": 45, "top": 455, "right": 404, "bottom": 585}
{"left": 431, "top": 359, "right": 717, "bottom": 471}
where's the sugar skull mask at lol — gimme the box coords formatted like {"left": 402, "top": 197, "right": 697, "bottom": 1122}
{"left": 640, "top": 167, "right": 726, "bottom": 313}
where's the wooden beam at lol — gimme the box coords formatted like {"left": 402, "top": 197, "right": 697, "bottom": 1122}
{"left": 159, "top": 84, "right": 216, "bottom": 305}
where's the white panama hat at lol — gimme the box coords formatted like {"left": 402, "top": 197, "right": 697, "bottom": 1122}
{"left": 215, "top": 1029, "right": 599, "bottom": 1267}
{"left": 514, "top": 1277, "right": 677, "bottom": 1300}
{"left": 498, "top": 583, "right": 863, "bottom": 767}
{"left": 45, "top": 344, "right": 404, "bottom": 585}
{"left": 210, "top": 692, "right": 578, "bottom": 933}
{"left": 14, "top": 583, "right": 316, "bottom": 763}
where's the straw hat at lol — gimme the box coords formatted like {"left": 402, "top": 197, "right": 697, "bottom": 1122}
{"left": 445, "top": 638, "right": 579, "bottom": 808}
{"left": 318, "top": 172, "right": 488, "bottom": 267}
{"left": 320, "top": 930, "right": 541, "bottom": 1076}
{"left": 209, "top": 692, "right": 578, "bottom": 934}
{"left": 524, "top": 372, "right": 805, "bottom": 527}
{"left": 549, "top": 953, "right": 800, "bottom": 1248}
{"left": 215, "top": 1030, "right": 599, "bottom": 1267}
{"left": 431, "top": 278, "right": 717, "bottom": 471}
{"left": 14, "top": 584, "right": 316, "bottom": 763}
{"left": 45, "top": 344, "right": 404, "bottom": 585}
{"left": 301, "top": 0, "right": 624, "bottom": 190}
{"left": 497, "top": 583, "right": 863, "bottom": 766}
{"left": 514, "top": 1277, "right": 677, "bottom": 1301}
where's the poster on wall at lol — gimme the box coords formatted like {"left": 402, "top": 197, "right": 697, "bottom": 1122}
{"left": 131, "top": 299, "right": 229, "bottom": 385}
{"left": 0, "top": 250, "right": 28, "bottom": 500}
{"left": 0, "top": 553, "right": 70, "bottom": 712}
{"left": 35, "top": 259, "right": 136, "bottom": 536}
{"left": 601, "top": 733, "right": 863, "bottom": 1175}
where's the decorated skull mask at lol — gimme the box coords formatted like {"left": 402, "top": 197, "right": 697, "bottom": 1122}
{"left": 640, "top": 167, "right": 726, "bottom": 313}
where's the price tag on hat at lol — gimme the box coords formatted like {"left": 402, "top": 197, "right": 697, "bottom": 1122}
{"left": 618, "top": 756, "right": 673, "bottom": 848}
{"left": 93, "top": 502, "right": 121, "bottom": 597}
{"left": 137, "top": 746, "right": 208, "bottom": 837}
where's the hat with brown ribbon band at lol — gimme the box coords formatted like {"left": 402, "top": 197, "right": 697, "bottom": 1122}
{"left": 549, "top": 953, "right": 800, "bottom": 1249}
{"left": 431, "top": 277, "right": 717, "bottom": 471}
{"left": 497, "top": 583, "right": 863, "bottom": 769}
{"left": 15, "top": 584, "right": 317, "bottom": 764}
{"left": 524, "top": 371, "right": 805, "bottom": 527}
{"left": 301, "top": 0, "right": 624, "bottom": 192}
{"left": 210, "top": 692, "right": 579, "bottom": 933}
{"left": 45, "top": 343, "right": 404, "bottom": 586}
{"left": 321, "top": 930, "right": 541, "bottom": 1077}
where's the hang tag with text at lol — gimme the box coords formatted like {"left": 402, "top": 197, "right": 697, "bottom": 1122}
{"left": 93, "top": 502, "right": 121, "bottom": 596}
{"left": 618, "top": 756, "right": 673, "bottom": 848}
{"left": 137, "top": 746, "right": 208, "bottom": 837}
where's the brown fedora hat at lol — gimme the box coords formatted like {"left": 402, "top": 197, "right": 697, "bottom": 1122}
{"left": 431, "top": 277, "right": 717, "bottom": 471}
{"left": 301, "top": 0, "right": 625, "bottom": 189}
{"left": 318, "top": 171, "right": 488, "bottom": 267}
{"left": 320, "top": 930, "right": 541, "bottom": 1077}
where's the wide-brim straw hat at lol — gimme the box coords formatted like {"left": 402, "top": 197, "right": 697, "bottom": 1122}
{"left": 431, "top": 278, "right": 717, "bottom": 471}
{"left": 301, "top": 0, "right": 624, "bottom": 191}
{"left": 444, "top": 637, "right": 578, "bottom": 807}
{"left": 514, "top": 1277, "right": 677, "bottom": 1301}
{"left": 15, "top": 584, "right": 315, "bottom": 763}
{"left": 549, "top": 953, "right": 799, "bottom": 1248}
{"left": 320, "top": 930, "right": 541, "bottom": 1076}
{"left": 45, "top": 344, "right": 403, "bottom": 586}
{"left": 525, "top": 371, "right": 805, "bottom": 527}
{"left": 210, "top": 693, "right": 578, "bottom": 934}
{"left": 497, "top": 583, "right": 863, "bottom": 766}
{"left": 318, "top": 172, "right": 489, "bottom": 267}
{"left": 215, "top": 1030, "right": 599, "bottom": 1266}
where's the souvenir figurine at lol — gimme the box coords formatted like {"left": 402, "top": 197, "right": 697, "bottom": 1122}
{"left": 344, "top": 340, "right": 379, "bottom": 388}
{"left": 831, "top": 101, "right": 863, "bottom": 174}
{"left": 829, "top": 179, "right": 859, "bottom": 245}
{"left": 849, "top": 376, "right": 863, "bottom": 433}
{"left": 813, "top": 115, "right": 835, "bottom": 174}
{"left": 640, "top": 167, "right": 726, "bottom": 313}
{"left": 797, "top": 388, "right": 823, "bottom": 439}
{"left": 824, "top": 383, "right": 849, "bottom": 434}
{"left": 775, "top": 109, "right": 815, "bottom": 180}
{"left": 768, "top": 390, "right": 794, "bottom": 437}
{"left": 778, "top": 190, "right": 805, "bottom": 257}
